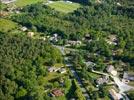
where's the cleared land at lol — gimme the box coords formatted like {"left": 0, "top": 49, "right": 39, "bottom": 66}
{"left": 15, "top": 0, "right": 46, "bottom": 7}
{"left": 0, "top": 18, "right": 18, "bottom": 33}
{"left": 48, "top": 1, "right": 80, "bottom": 13}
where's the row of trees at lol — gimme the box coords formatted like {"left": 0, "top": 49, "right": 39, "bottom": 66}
{"left": 67, "top": 80, "right": 86, "bottom": 100}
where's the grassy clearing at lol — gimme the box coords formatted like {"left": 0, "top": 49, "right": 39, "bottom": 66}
{"left": 48, "top": 1, "right": 80, "bottom": 13}
{"left": 15, "top": 0, "right": 46, "bottom": 7}
{"left": 128, "top": 82, "right": 134, "bottom": 86}
{"left": 44, "top": 72, "right": 62, "bottom": 82}
{"left": 54, "top": 63, "right": 64, "bottom": 68}
{"left": 0, "top": 18, "right": 18, "bottom": 33}
{"left": 88, "top": 72, "right": 101, "bottom": 79}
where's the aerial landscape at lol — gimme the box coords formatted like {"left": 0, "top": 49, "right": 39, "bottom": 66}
{"left": 0, "top": 0, "right": 134, "bottom": 100}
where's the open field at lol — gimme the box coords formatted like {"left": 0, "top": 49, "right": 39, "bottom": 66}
{"left": 47, "top": 1, "right": 80, "bottom": 13}
{"left": 0, "top": 18, "right": 18, "bottom": 33}
{"left": 15, "top": 0, "right": 46, "bottom": 7}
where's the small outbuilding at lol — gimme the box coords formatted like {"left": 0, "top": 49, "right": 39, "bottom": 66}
{"left": 21, "top": 26, "right": 27, "bottom": 32}
{"left": 51, "top": 89, "right": 64, "bottom": 97}
{"left": 48, "top": 67, "right": 60, "bottom": 72}
{"left": 27, "top": 32, "right": 34, "bottom": 37}
{"left": 59, "top": 68, "right": 66, "bottom": 74}
{"left": 67, "top": 40, "right": 81, "bottom": 46}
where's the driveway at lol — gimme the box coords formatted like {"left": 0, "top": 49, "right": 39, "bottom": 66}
{"left": 55, "top": 44, "right": 134, "bottom": 99}
{"left": 55, "top": 45, "right": 90, "bottom": 99}
{"left": 66, "top": 62, "right": 90, "bottom": 99}
{"left": 112, "top": 76, "right": 134, "bottom": 93}
{"left": 92, "top": 70, "right": 134, "bottom": 93}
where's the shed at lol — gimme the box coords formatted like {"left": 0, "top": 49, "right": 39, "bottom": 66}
{"left": 51, "top": 89, "right": 64, "bottom": 97}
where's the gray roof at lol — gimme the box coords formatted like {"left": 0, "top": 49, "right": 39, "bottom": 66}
{"left": 123, "top": 72, "right": 134, "bottom": 81}
{"left": 106, "top": 65, "right": 114, "bottom": 72}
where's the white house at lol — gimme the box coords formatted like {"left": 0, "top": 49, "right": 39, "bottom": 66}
{"left": 67, "top": 40, "right": 81, "bottom": 46}
{"left": 48, "top": 67, "right": 60, "bottom": 72}
{"left": 96, "top": 76, "right": 109, "bottom": 85}
{"left": 117, "top": 2, "right": 121, "bottom": 6}
{"left": 84, "top": 61, "right": 96, "bottom": 67}
{"left": 106, "top": 35, "right": 118, "bottom": 45}
{"left": 106, "top": 65, "right": 117, "bottom": 76}
{"left": 109, "top": 89, "right": 123, "bottom": 100}
{"left": 21, "top": 26, "right": 27, "bottom": 32}
{"left": 49, "top": 34, "right": 59, "bottom": 42}
{"left": 59, "top": 68, "right": 66, "bottom": 74}
{"left": 27, "top": 32, "right": 34, "bottom": 37}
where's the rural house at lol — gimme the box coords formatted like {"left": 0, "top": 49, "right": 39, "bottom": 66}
{"left": 106, "top": 65, "right": 117, "bottom": 76}
{"left": 96, "top": 76, "right": 109, "bottom": 85}
{"left": 109, "top": 89, "right": 123, "bottom": 100}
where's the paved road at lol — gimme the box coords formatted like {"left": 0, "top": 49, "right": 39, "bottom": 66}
{"left": 92, "top": 70, "right": 110, "bottom": 76}
{"left": 112, "top": 76, "right": 134, "bottom": 93}
{"left": 66, "top": 63, "right": 90, "bottom": 99}
{"left": 54, "top": 45, "right": 134, "bottom": 99}
{"left": 92, "top": 70, "right": 134, "bottom": 94}
{"left": 55, "top": 45, "right": 90, "bottom": 99}
{"left": 53, "top": 45, "right": 88, "bottom": 55}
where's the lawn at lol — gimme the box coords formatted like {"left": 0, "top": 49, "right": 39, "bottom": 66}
{"left": 44, "top": 72, "right": 62, "bottom": 82}
{"left": 15, "top": 0, "right": 46, "bottom": 7}
{"left": 128, "top": 82, "right": 134, "bottom": 86}
{"left": 88, "top": 72, "right": 101, "bottom": 79}
{"left": 0, "top": 18, "right": 18, "bottom": 33}
{"left": 47, "top": 1, "right": 80, "bottom": 13}
{"left": 54, "top": 63, "right": 64, "bottom": 68}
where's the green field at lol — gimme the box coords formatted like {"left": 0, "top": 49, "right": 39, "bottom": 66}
{"left": 0, "top": 18, "right": 18, "bottom": 33}
{"left": 15, "top": 0, "right": 46, "bottom": 7}
{"left": 48, "top": 1, "right": 80, "bottom": 13}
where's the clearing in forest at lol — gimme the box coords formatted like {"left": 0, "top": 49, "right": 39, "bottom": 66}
{"left": 0, "top": 18, "right": 18, "bottom": 33}
{"left": 15, "top": 0, "right": 46, "bottom": 7}
{"left": 47, "top": 1, "right": 80, "bottom": 13}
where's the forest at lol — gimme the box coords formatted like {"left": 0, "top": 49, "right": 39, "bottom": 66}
{"left": 0, "top": 33, "right": 63, "bottom": 99}
{"left": 11, "top": 1, "right": 134, "bottom": 66}
{"left": 0, "top": 0, "right": 134, "bottom": 99}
